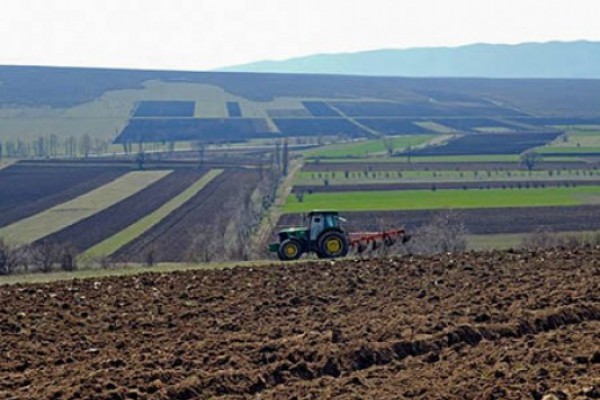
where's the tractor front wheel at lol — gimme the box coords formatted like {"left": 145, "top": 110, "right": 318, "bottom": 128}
{"left": 317, "top": 231, "right": 349, "bottom": 259}
{"left": 277, "top": 239, "right": 303, "bottom": 261}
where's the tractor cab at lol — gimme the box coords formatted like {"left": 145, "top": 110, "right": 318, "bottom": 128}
{"left": 306, "top": 210, "right": 343, "bottom": 241}
{"left": 269, "top": 210, "right": 350, "bottom": 261}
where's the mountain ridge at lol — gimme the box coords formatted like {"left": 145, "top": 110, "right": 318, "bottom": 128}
{"left": 217, "top": 40, "right": 600, "bottom": 79}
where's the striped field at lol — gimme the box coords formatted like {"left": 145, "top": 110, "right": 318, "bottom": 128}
{"left": 0, "top": 170, "right": 172, "bottom": 244}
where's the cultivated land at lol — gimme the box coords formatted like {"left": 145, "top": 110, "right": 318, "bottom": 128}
{"left": 296, "top": 168, "right": 600, "bottom": 184}
{"left": 0, "top": 164, "right": 129, "bottom": 228}
{"left": 83, "top": 169, "right": 224, "bottom": 259}
{"left": 1, "top": 248, "right": 598, "bottom": 399}
{"left": 278, "top": 205, "right": 600, "bottom": 236}
{"left": 303, "top": 135, "right": 439, "bottom": 158}
{"left": 0, "top": 170, "right": 171, "bottom": 245}
{"left": 283, "top": 186, "right": 600, "bottom": 213}
{"left": 113, "top": 168, "right": 262, "bottom": 263}
{"left": 2, "top": 65, "right": 600, "bottom": 400}
{"left": 38, "top": 169, "right": 210, "bottom": 253}
{"left": 1, "top": 66, "right": 600, "bottom": 261}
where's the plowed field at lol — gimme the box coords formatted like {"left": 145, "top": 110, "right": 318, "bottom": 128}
{"left": 1, "top": 248, "right": 599, "bottom": 399}
{"left": 278, "top": 205, "right": 600, "bottom": 235}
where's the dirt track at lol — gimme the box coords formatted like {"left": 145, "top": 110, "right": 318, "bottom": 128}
{"left": 1, "top": 248, "right": 599, "bottom": 399}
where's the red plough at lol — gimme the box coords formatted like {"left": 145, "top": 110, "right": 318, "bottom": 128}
{"left": 349, "top": 228, "right": 411, "bottom": 254}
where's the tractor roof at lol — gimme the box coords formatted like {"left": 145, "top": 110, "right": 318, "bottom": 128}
{"left": 308, "top": 210, "right": 339, "bottom": 216}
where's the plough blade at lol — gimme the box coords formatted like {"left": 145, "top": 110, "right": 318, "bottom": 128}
{"left": 349, "top": 228, "right": 409, "bottom": 254}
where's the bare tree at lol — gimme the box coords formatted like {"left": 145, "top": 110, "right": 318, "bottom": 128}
{"left": 58, "top": 243, "right": 78, "bottom": 271}
{"left": 0, "top": 240, "right": 17, "bottom": 275}
{"left": 49, "top": 134, "right": 59, "bottom": 157}
{"left": 65, "top": 136, "right": 77, "bottom": 157}
{"left": 79, "top": 134, "right": 92, "bottom": 158}
{"left": 192, "top": 140, "right": 206, "bottom": 166}
{"left": 405, "top": 145, "right": 413, "bottom": 164}
{"left": 520, "top": 227, "right": 558, "bottom": 249}
{"left": 282, "top": 139, "right": 289, "bottom": 176}
{"left": 520, "top": 151, "right": 542, "bottom": 171}
{"left": 136, "top": 150, "right": 146, "bottom": 170}
{"left": 35, "top": 136, "right": 47, "bottom": 158}
{"left": 407, "top": 211, "right": 468, "bottom": 254}
{"left": 31, "top": 241, "right": 62, "bottom": 273}
{"left": 383, "top": 137, "right": 395, "bottom": 157}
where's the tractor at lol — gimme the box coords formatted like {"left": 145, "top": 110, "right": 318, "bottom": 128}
{"left": 269, "top": 210, "right": 409, "bottom": 261}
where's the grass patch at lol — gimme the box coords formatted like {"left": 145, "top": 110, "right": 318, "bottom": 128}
{"left": 0, "top": 170, "right": 172, "bottom": 244}
{"left": 283, "top": 186, "right": 600, "bottom": 213}
{"left": 83, "top": 169, "right": 224, "bottom": 259}
{"left": 538, "top": 146, "right": 600, "bottom": 154}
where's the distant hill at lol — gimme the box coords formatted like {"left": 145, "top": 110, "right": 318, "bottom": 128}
{"left": 2, "top": 65, "right": 600, "bottom": 145}
{"left": 218, "top": 41, "right": 600, "bottom": 79}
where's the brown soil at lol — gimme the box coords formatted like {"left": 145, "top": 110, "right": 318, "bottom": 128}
{"left": 278, "top": 206, "right": 600, "bottom": 235}
{"left": 1, "top": 247, "right": 599, "bottom": 399}
{"left": 113, "top": 168, "right": 261, "bottom": 262}
{"left": 37, "top": 169, "right": 208, "bottom": 252}
{"left": 0, "top": 164, "right": 129, "bottom": 228}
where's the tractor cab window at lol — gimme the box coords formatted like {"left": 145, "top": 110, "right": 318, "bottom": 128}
{"left": 324, "top": 214, "right": 339, "bottom": 229}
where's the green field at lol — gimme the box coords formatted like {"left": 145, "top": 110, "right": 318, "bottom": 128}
{"left": 303, "top": 135, "right": 438, "bottom": 158}
{"left": 82, "top": 170, "right": 224, "bottom": 259}
{"left": 537, "top": 127, "right": 600, "bottom": 154}
{"left": 283, "top": 186, "right": 600, "bottom": 213}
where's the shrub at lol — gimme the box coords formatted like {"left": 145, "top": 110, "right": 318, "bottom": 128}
{"left": 407, "top": 211, "right": 468, "bottom": 254}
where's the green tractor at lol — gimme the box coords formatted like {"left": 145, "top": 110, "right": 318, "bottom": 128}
{"left": 269, "top": 210, "right": 350, "bottom": 261}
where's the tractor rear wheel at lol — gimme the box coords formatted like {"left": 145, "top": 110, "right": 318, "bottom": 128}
{"left": 277, "top": 239, "right": 303, "bottom": 261}
{"left": 317, "top": 231, "right": 349, "bottom": 259}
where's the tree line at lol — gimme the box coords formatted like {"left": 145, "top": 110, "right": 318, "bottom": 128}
{"left": 0, "top": 134, "right": 111, "bottom": 160}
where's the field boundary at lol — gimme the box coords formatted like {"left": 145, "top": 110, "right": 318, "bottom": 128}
{"left": 0, "top": 160, "right": 16, "bottom": 171}
{"left": 82, "top": 169, "right": 224, "bottom": 260}
{"left": 0, "top": 170, "right": 171, "bottom": 244}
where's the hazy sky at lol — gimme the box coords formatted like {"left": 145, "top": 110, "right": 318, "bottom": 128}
{"left": 1, "top": 0, "right": 599, "bottom": 71}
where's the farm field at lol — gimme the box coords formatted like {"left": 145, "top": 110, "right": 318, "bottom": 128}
{"left": 411, "top": 131, "right": 562, "bottom": 155}
{"left": 278, "top": 205, "right": 600, "bottom": 236}
{"left": 537, "top": 127, "right": 600, "bottom": 154}
{"left": 296, "top": 168, "right": 600, "bottom": 184}
{"left": 302, "top": 135, "right": 439, "bottom": 158}
{"left": 316, "top": 155, "right": 588, "bottom": 163}
{"left": 303, "top": 159, "right": 596, "bottom": 171}
{"left": 295, "top": 180, "right": 600, "bottom": 193}
{"left": 0, "top": 170, "right": 171, "bottom": 245}
{"left": 113, "top": 168, "right": 262, "bottom": 262}
{"left": 467, "top": 230, "right": 600, "bottom": 251}
{"left": 1, "top": 248, "right": 598, "bottom": 399}
{"left": 83, "top": 169, "right": 223, "bottom": 259}
{"left": 0, "top": 164, "right": 129, "bottom": 227}
{"left": 3, "top": 66, "right": 600, "bottom": 151}
{"left": 282, "top": 186, "right": 600, "bottom": 213}
{"left": 37, "top": 169, "right": 211, "bottom": 253}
